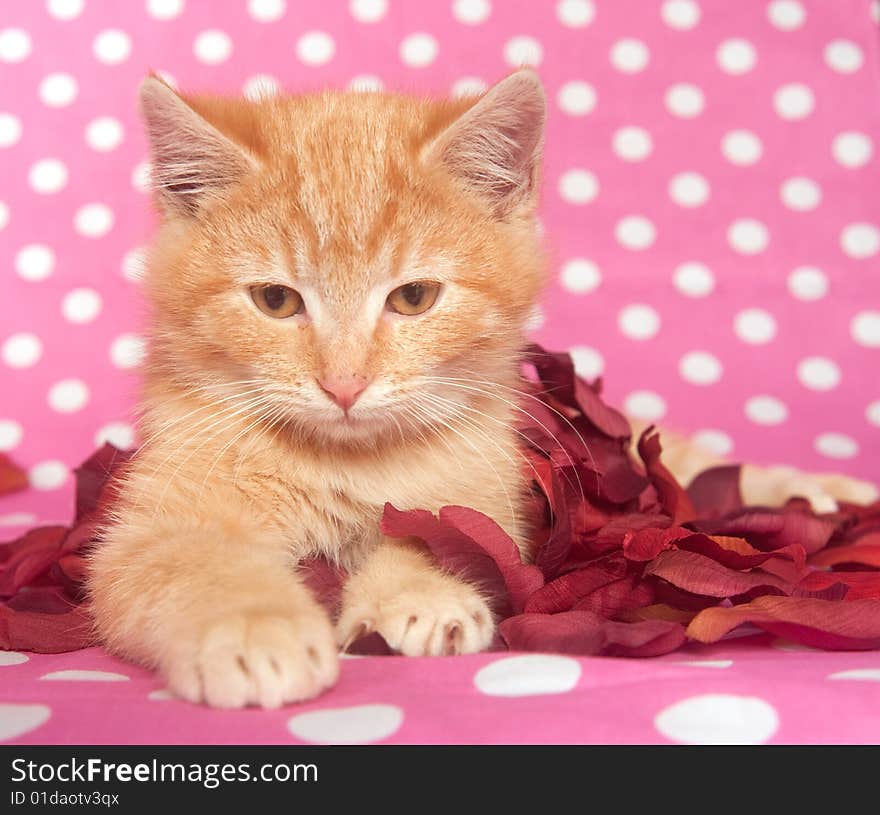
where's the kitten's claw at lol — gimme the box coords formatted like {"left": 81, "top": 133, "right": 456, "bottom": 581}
{"left": 337, "top": 580, "right": 494, "bottom": 657}
{"left": 163, "top": 610, "right": 339, "bottom": 709}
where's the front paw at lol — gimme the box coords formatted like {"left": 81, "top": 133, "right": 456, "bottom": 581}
{"left": 163, "top": 609, "right": 339, "bottom": 709}
{"left": 337, "top": 576, "right": 494, "bottom": 657}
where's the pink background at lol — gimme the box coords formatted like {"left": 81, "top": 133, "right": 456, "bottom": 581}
{"left": 2, "top": 0, "right": 880, "bottom": 530}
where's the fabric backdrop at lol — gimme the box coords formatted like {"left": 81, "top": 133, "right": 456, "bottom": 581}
{"left": 1, "top": 0, "right": 879, "bottom": 529}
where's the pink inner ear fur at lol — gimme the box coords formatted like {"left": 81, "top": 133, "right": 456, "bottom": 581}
{"left": 426, "top": 69, "right": 546, "bottom": 215}
{"left": 139, "top": 76, "right": 257, "bottom": 217}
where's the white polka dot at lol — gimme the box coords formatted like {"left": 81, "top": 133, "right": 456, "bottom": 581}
{"left": 828, "top": 669, "right": 880, "bottom": 681}
{"left": 398, "top": 33, "right": 438, "bottom": 68}
{"left": 0, "top": 420, "right": 23, "bottom": 451}
{"left": 148, "top": 689, "right": 175, "bottom": 700}
{"left": 556, "top": 0, "right": 595, "bottom": 27}
{"left": 93, "top": 29, "right": 131, "bottom": 64}
{"left": 110, "top": 334, "right": 147, "bottom": 369}
{"left": 123, "top": 247, "right": 147, "bottom": 282}
{"left": 351, "top": 75, "right": 385, "bottom": 93}
{"left": 797, "top": 357, "right": 841, "bottom": 391}
{"left": 677, "top": 659, "right": 734, "bottom": 668}
{"left": 2, "top": 333, "right": 42, "bottom": 368}
{"left": 559, "top": 169, "right": 599, "bottom": 204}
{"left": 62, "top": 288, "right": 102, "bottom": 324}
{"left": 297, "top": 31, "right": 335, "bottom": 66}
{"left": 669, "top": 172, "right": 710, "bottom": 207}
{"left": 0, "top": 201, "right": 7, "bottom": 231}
{"left": 243, "top": 74, "right": 280, "bottom": 101}
{"left": 815, "top": 432, "right": 859, "bottom": 460}
{"left": 131, "top": 161, "right": 151, "bottom": 193}
{"left": 787, "top": 266, "right": 828, "bottom": 300}
{"left": 774, "top": 83, "right": 814, "bottom": 120}
{"left": 841, "top": 223, "right": 880, "bottom": 258}
{"left": 734, "top": 308, "right": 776, "bottom": 344}
{"left": 615, "top": 215, "right": 656, "bottom": 250}
{"left": 48, "top": 379, "right": 89, "bottom": 413}
{"left": 0, "top": 512, "right": 36, "bottom": 526}
{"left": 41, "top": 670, "right": 129, "bottom": 681}
{"left": 29, "top": 460, "right": 69, "bottom": 490}
{"left": 74, "top": 203, "right": 114, "bottom": 238}
{"left": 503, "top": 35, "right": 543, "bottom": 67}
{"left": 768, "top": 0, "right": 805, "bottom": 30}
{"left": 0, "top": 28, "right": 31, "bottom": 63}
{"left": 0, "top": 704, "right": 51, "bottom": 742}
{"left": 85, "top": 116, "right": 124, "bottom": 151}
{"left": 194, "top": 30, "right": 232, "bottom": 64}
{"left": 47, "top": 0, "right": 85, "bottom": 20}
{"left": 95, "top": 421, "right": 136, "bottom": 450}
{"left": 525, "top": 304, "right": 545, "bottom": 332}
{"left": 474, "top": 655, "right": 581, "bottom": 696}
{"left": 780, "top": 176, "right": 821, "bottom": 211}
{"left": 832, "top": 131, "right": 873, "bottom": 168}
{"left": 0, "top": 113, "right": 22, "bottom": 148}
{"left": 692, "top": 429, "right": 734, "bottom": 457}
{"left": 728, "top": 219, "right": 769, "bottom": 255}
{"left": 624, "top": 390, "right": 668, "bottom": 421}
{"left": 673, "top": 262, "right": 715, "bottom": 297}
{"left": 560, "top": 258, "right": 601, "bottom": 294}
{"left": 453, "top": 0, "right": 491, "bottom": 24}
{"left": 662, "top": 0, "right": 700, "bottom": 29}
{"left": 721, "top": 130, "right": 763, "bottom": 165}
{"left": 679, "top": 351, "right": 723, "bottom": 385}
{"left": 17, "top": 245, "right": 56, "bottom": 283}
{"left": 873, "top": 0, "right": 880, "bottom": 23}
{"left": 28, "top": 158, "right": 68, "bottom": 194}
{"left": 717, "top": 38, "right": 757, "bottom": 74}
{"left": 619, "top": 304, "right": 661, "bottom": 340}
{"left": 0, "top": 651, "right": 28, "bottom": 666}
{"left": 288, "top": 704, "right": 403, "bottom": 744}
{"left": 349, "top": 0, "right": 388, "bottom": 22}
{"left": 612, "top": 126, "right": 653, "bottom": 161}
{"left": 665, "top": 83, "right": 704, "bottom": 118}
{"left": 610, "top": 38, "right": 650, "bottom": 73}
{"left": 655, "top": 694, "right": 779, "bottom": 744}
{"left": 825, "top": 39, "right": 863, "bottom": 74}
{"left": 147, "top": 0, "right": 185, "bottom": 19}
{"left": 557, "top": 81, "right": 596, "bottom": 115}
{"left": 851, "top": 311, "right": 880, "bottom": 347}
{"left": 745, "top": 395, "right": 789, "bottom": 425}
{"left": 569, "top": 345, "right": 604, "bottom": 379}
{"left": 867, "top": 401, "right": 880, "bottom": 427}
{"left": 247, "top": 0, "right": 286, "bottom": 22}
{"left": 39, "top": 73, "right": 78, "bottom": 107}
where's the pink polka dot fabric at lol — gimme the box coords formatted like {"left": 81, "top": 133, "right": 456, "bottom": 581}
{"left": 2, "top": 1, "right": 880, "bottom": 744}
{"left": 2, "top": 637, "right": 880, "bottom": 744}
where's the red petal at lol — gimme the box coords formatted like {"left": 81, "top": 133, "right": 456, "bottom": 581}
{"left": 0, "top": 526, "right": 68, "bottom": 597}
{"left": 692, "top": 507, "right": 840, "bottom": 555}
{"left": 799, "top": 570, "right": 880, "bottom": 600}
{"left": 524, "top": 556, "right": 626, "bottom": 614}
{"left": 500, "top": 610, "right": 685, "bottom": 657}
{"left": 380, "top": 504, "right": 544, "bottom": 615}
{"left": 809, "top": 545, "right": 880, "bottom": 569}
{"left": 73, "top": 443, "right": 132, "bottom": 522}
{"left": 0, "top": 604, "right": 94, "bottom": 653}
{"left": 637, "top": 428, "right": 696, "bottom": 524}
{"left": 687, "top": 596, "right": 880, "bottom": 649}
{"left": 0, "top": 454, "right": 28, "bottom": 496}
{"left": 687, "top": 464, "right": 743, "bottom": 518}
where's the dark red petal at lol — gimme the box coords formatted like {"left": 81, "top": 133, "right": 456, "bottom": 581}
{"left": 73, "top": 443, "right": 132, "bottom": 522}
{"left": 0, "top": 526, "right": 68, "bottom": 597}
{"left": 622, "top": 525, "right": 693, "bottom": 562}
{"left": 687, "top": 596, "right": 880, "bottom": 649}
{"left": 637, "top": 428, "right": 696, "bottom": 524}
{"left": 500, "top": 610, "right": 685, "bottom": 657}
{"left": 0, "top": 604, "right": 94, "bottom": 653}
{"left": 809, "top": 544, "right": 880, "bottom": 570}
{"left": 645, "top": 549, "right": 791, "bottom": 599}
{"left": 687, "top": 464, "right": 743, "bottom": 518}
{"left": 524, "top": 556, "right": 626, "bottom": 614}
{"left": 799, "top": 570, "right": 880, "bottom": 600}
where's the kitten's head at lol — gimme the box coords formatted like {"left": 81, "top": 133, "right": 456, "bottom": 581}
{"left": 140, "top": 71, "right": 546, "bottom": 446}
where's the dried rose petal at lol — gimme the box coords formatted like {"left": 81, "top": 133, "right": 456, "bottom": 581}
{"left": 0, "top": 454, "right": 28, "bottom": 497}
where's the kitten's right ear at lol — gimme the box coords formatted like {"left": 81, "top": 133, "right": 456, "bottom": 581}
{"left": 139, "top": 76, "right": 257, "bottom": 218}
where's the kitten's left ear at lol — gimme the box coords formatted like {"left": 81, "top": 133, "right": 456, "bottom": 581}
{"left": 425, "top": 69, "right": 546, "bottom": 217}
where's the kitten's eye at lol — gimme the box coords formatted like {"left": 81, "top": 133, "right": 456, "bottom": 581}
{"left": 386, "top": 281, "right": 441, "bottom": 316}
{"left": 250, "top": 285, "right": 304, "bottom": 319}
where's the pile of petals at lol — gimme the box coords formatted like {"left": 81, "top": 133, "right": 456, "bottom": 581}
{"left": 2, "top": 344, "right": 880, "bottom": 657}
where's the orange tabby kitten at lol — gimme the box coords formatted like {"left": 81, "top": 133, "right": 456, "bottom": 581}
{"left": 88, "top": 70, "right": 876, "bottom": 710}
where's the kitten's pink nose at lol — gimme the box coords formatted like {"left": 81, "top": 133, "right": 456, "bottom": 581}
{"left": 318, "top": 375, "right": 369, "bottom": 412}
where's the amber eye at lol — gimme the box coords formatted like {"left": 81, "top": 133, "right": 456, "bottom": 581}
{"left": 250, "top": 285, "right": 304, "bottom": 318}
{"left": 386, "top": 281, "right": 441, "bottom": 316}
